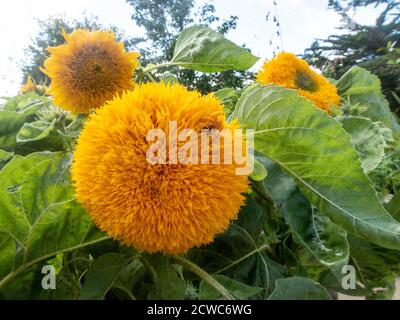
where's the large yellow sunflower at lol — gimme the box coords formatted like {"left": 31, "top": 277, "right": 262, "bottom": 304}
{"left": 72, "top": 82, "right": 249, "bottom": 254}
{"left": 42, "top": 29, "right": 140, "bottom": 114}
{"left": 256, "top": 52, "right": 340, "bottom": 111}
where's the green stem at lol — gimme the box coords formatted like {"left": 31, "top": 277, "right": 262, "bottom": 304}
{"left": 252, "top": 181, "right": 274, "bottom": 206}
{"left": 143, "top": 62, "right": 174, "bottom": 74}
{"left": 139, "top": 256, "right": 161, "bottom": 297}
{"left": 215, "top": 244, "right": 272, "bottom": 274}
{"left": 56, "top": 111, "right": 75, "bottom": 152}
{"left": 62, "top": 257, "right": 92, "bottom": 268}
{"left": 121, "top": 288, "right": 136, "bottom": 300}
{"left": 146, "top": 73, "right": 157, "bottom": 82}
{"left": 0, "top": 236, "right": 109, "bottom": 290}
{"left": 172, "top": 256, "right": 235, "bottom": 300}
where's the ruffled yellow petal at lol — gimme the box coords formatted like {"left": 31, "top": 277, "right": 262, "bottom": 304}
{"left": 72, "top": 82, "right": 249, "bottom": 254}
{"left": 42, "top": 29, "right": 140, "bottom": 114}
{"left": 20, "top": 75, "right": 37, "bottom": 94}
{"left": 256, "top": 52, "right": 340, "bottom": 112}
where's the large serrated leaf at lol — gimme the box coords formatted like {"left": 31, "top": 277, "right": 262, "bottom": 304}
{"left": 348, "top": 235, "right": 400, "bottom": 299}
{"left": 171, "top": 26, "right": 258, "bottom": 72}
{"left": 0, "top": 111, "right": 37, "bottom": 151}
{"left": 337, "top": 67, "right": 400, "bottom": 136}
{"left": 17, "top": 119, "right": 57, "bottom": 143}
{"left": 257, "top": 155, "right": 349, "bottom": 278}
{"left": 143, "top": 253, "right": 186, "bottom": 300}
{"left": 0, "top": 152, "right": 107, "bottom": 288}
{"left": 233, "top": 84, "right": 400, "bottom": 250}
{"left": 80, "top": 253, "right": 141, "bottom": 300}
{"left": 0, "top": 94, "right": 56, "bottom": 152}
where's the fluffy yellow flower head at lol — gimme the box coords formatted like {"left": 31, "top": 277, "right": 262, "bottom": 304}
{"left": 256, "top": 52, "right": 340, "bottom": 111}
{"left": 42, "top": 29, "right": 140, "bottom": 114}
{"left": 72, "top": 82, "right": 249, "bottom": 254}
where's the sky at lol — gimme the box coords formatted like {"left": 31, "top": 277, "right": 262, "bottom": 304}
{"left": 0, "top": 0, "right": 386, "bottom": 96}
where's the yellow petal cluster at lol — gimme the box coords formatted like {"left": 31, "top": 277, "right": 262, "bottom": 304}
{"left": 72, "top": 82, "right": 249, "bottom": 254}
{"left": 42, "top": 29, "right": 140, "bottom": 113}
{"left": 257, "top": 52, "right": 340, "bottom": 111}
{"left": 20, "top": 76, "right": 37, "bottom": 94}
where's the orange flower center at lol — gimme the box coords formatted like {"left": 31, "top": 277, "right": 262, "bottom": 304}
{"left": 69, "top": 46, "right": 117, "bottom": 93}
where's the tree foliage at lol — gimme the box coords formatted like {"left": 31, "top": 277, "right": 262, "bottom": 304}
{"left": 125, "top": 0, "right": 252, "bottom": 93}
{"left": 303, "top": 0, "right": 400, "bottom": 112}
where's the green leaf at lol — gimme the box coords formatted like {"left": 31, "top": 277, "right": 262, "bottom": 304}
{"left": 0, "top": 111, "right": 37, "bottom": 151}
{"left": 337, "top": 67, "right": 400, "bottom": 136}
{"left": 0, "top": 231, "right": 15, "bottom": 279}
{"left": 257, "top": 155, "right": 349, "bottom": 278}
{"left": 0, "top": 152, "right": 106, "bottom": 288}
{"left": 268, "top": 277, "right": 332, "bottom": 300}
{"left": 349, "top": 235, "right": 400, "bottom": 299}
{"left": 250, "top": 159, "right": 268, "bottom": 181}
{"left": 0, "top": 92, "right": 49, "bottom": 113}
{"left": 143, "top": 254, "right": 186, "bottom": 300}
{"left": 15, "top": 118, "right": 65, "bottom": 154}
{"left": 0, "top": 149, "right": 13, "bottom": 170}
{"left": 189, "top": 197, "right": 286, "bottom": 297}
{"left": 0, "top": 265, "right": 45, "bottom": 300}
{"left": 386, "top": 192, "right": 400, "bottom": 222}
{"left": 171, "top": 26, "right": 258, "bottom": 72}
{"left": 368, "top": 149, "right": 400, "bottom": 196}
{"left": 2, "top": 252, "right": 87, "bottom": 300}
{"left": 80, "top": 253, "right": 138, "bottom": 300}
{"left": 16, "top": 119, "right": 57, "bottom": 143}
{"left": 160, "top": 73, "right": 179, "bottom": 84}
{"left": 233, "top": 84, "right": 400, "bottom": 250}
{"left": 63, "top": 114, "right": 87, "bottom": 139}
{"left": 199, "top": 274, "right": 263, "bottom": 299}
{"left": 42, "top": 253, "right": 86, "bottom": 300}
{"left": 338, "top": 116, "right": 388, "bottom": 172}
{"left": 0, "top": 94, "right": 56, "bottom": 152}
{"left": 214, "top": 88, "right": 241, "bottom": 117}
{"left": 113, "top": 259, "right": 146, "bottom": 299}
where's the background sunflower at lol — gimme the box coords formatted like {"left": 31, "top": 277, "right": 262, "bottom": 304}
{"left": 256, "top": 52, "right": 340, "bottom": 112}
{"left": 42, "top": 29, "right": 140, "bottom": 113}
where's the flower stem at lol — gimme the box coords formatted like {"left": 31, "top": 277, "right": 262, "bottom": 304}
{"left": 139, "top": 256, "right": 161, "bottom": 297}
{"left": 215, "top": 244, "right": 272, "bottom": 274}
{"left": 0, "top": 236, "right": 110, "bottom": 290}
{"left": 146, "top": 72, "right": 157, "bottom": 82}
{"left": 172, "top": 256, "right": 235, "bottom": 300}
{"left": 143, "top": 62, "right": 174, "bottom": 74}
